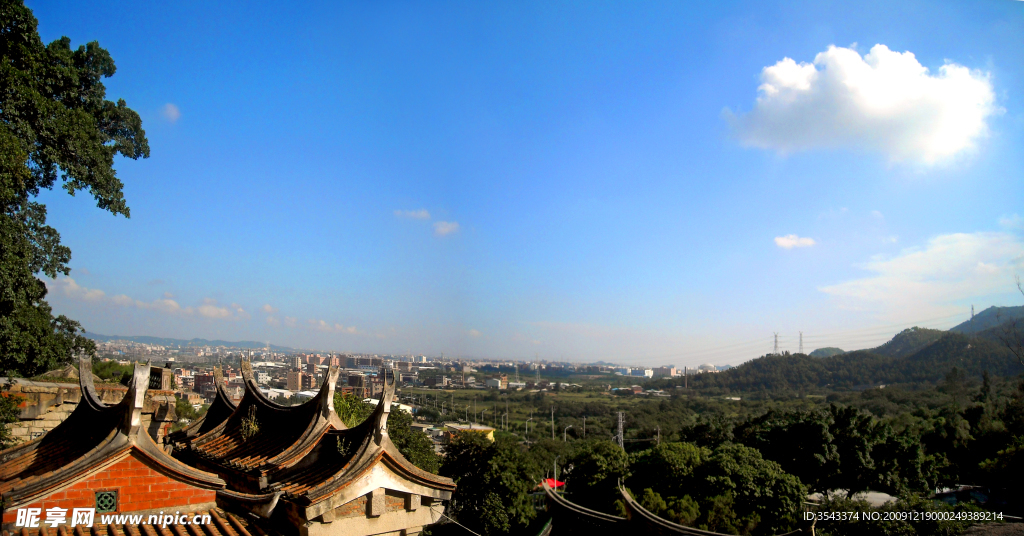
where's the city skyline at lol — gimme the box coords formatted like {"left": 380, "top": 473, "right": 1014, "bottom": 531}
{"left": 30, "top": 1, "right": 1024, "bottom": 365}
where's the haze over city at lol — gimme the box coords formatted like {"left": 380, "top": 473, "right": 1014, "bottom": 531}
{"left": 32, "top": 0, "right": 1024, "bottom": 366}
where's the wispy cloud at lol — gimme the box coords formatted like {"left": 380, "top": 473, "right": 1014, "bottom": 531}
{"left": 266, "top": 316, "right": 281, "bottom": 327}
{"left": 726, "top": 44, "right": 999, "bottom": 165}
{"left": 394, "top": 209, "right": 431, "bottom": 220}
{"left": 820, "top": 230, "right": 1024, "bottom": 321}
{"left": 261, "top": 304, "right": 278, "bottom": 314}
{"left": 775, "top": 234, "right": 817, "bottom": 249}
{"left": 308, "top": 319, "right": 359, "bottom": 334}
{"left": 467, "top": 329, "right": 482, "bottom": 338}
{"left": 433, "top": 221, "right": 460, "bottom": 236}
{"left": 1000, "top": 214, "right": 1024, "bottom": 231}
{"left": 49, "top": 279, "right": 252, "bottom": 321}
{"left": 162, "top": 103, "right": 181, "bottom": 123}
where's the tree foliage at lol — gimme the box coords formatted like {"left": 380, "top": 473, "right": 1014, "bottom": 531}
{"left": 0, "top": 0, "right": 149, "bottom": 378}
{"left": 440, "top": 433, "right": 538, "bottom": 535}
{"left": 332, "top": 393, "right": 439, "bottom": 473}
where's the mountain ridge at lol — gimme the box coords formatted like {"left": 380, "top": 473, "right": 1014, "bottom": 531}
{"left": 84, "top": 332, "right": 299, "bottom": 352}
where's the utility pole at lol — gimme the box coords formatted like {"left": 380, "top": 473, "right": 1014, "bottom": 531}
{"left": 799, "top": 332, "right": 803, "bottom": 355}
{"left": 551, "top": 407, "right": 555, "bottom": 440}
{"left": 616, "top": 412, "right": 624, "bottom": 450}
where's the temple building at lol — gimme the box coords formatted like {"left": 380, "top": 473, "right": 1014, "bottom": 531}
{"left": 1, "top": 358, "right": 455, "bottom": 536}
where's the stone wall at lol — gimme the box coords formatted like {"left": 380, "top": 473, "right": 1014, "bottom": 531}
{"left": 2, "top": 377, "right": 179, "bottom": 445}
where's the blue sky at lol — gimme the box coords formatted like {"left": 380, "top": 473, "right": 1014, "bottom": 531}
{"left": 31, "top": 0, "right": 1024, "bottom": 365}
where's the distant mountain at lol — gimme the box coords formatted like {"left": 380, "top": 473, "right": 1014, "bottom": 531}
{"left": 85, "top": 332, "right": 297, "bottom": 352}
{"left": 668, "top": 332, "right": 1022, "bottom": 394}
{"left": 809, "top": 347, "right": 845, "bottom": 358}
{"left": 868, "top": 327, "right": 946, "bottom": 358}
{"left": 950, "top": 305, "right": 1024, "bottom": 335}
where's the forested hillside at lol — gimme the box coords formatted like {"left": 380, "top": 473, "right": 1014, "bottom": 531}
{"left": 659, "top": 333, "right": 1022, "bottom": 394}
{"left": 868, "top": 327, "right": 945, "bottom": 357}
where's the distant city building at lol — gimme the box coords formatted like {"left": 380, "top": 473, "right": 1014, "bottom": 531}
{"left": 193, "top": 373, "right": 214, "bottom": 394}
{"left": 286, "top": 370, "right": 303, "bottom": 391}
{"left": 653, "top": 366, "right": 677, "bottom": 378}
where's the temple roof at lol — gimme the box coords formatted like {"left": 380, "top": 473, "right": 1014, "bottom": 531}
{"left": 165, "top": 366, "right": 237, "bottom": 446}
{"left": 0, "top": 359, "right": 225, "bottom": 509}
{"left": 184, "top": 361, "right": 344, "bottom": 487}
{"left": 213, "top": 367, "right": 455, "bottom": 523}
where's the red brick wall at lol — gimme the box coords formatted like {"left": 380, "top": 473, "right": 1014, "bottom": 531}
{"left": 2, "top": 451, "right": 217, "bottom": 524}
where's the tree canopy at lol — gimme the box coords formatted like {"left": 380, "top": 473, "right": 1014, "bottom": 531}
{"left": 1, "top": 0, "right": 149, "bottom": 378}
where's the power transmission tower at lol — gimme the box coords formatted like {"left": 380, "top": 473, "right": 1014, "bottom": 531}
{"left": 614, "top": 414, "right": 622, "bottom": 450}
{"left": 773, "top": 332, "right": 779, "bottom": 355}
{"left": 799, "top": 332, "right": 803, "bottom": 354}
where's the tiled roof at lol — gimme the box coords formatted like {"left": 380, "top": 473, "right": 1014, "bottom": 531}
{"left": 186, "top": 364, "right": 342, "bottom": 482}
{"left": 0, "top": 361, "right": 225, "bottom": 509}
{"left": 164, "top": 368, "right": 237, "bottom": 447}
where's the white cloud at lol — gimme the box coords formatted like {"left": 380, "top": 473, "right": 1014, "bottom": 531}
{"left": 266, "top": 316, "right": 281, "bottom": 327}
{"left": 999, "top": 214, "right": 1023, "bottom": 231}
{"left": 467, "top": 329, "right": 482, "bottom": 338}
{"left": 726, "top": 44, "right": 999, "bottom": 165}
{"left": 775, "top": 234, "right": 817, "bottom": 249}
{"left": 394, "top": 209, "right": 431, "bottom": 220}
{"left": 163, "top": 291, "right": 175, "bottom": 299}
{"left": 136, "top": 298, "right": 189, "bottom": 315}
{"left": 434, "top": 221, "right": 460, "bottom": 236}
{"left": 48, "top": 277, "right": 106, "bottom": 301}
{"left": 162, "top": 103, "right": 181, "bottom": 123}
{"left": 284, "top": 316, "right": 298, "bottom": 328}
{"left": 261, "top": 304, "right": 278, "bottom": 314}
{"left": 820, "top": 231, "right": 1024, "bottom": 321}
{"left": 76, "top": 267, "right": 91, "bottom": 276}
{"left": 308, "top": 319, "right": 359, "bottom": 334}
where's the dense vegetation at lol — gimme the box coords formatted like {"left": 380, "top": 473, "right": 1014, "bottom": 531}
{"left": 656, "top": 332, "right": 1021, "bottom": 394}
{"left": 0, "top": 0, "right": 149, "bottom": 378}
{"left": 428, "top": 370, "right": 1023, "bottom": 535}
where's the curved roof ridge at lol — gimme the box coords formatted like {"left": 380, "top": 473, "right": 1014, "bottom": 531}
{"left": 77, "top": 357, "right": 108, "bottom": 412}
{"left": 271, "top": 366, "right": 453, "bottom": 505}
{"left": 166, "top": 366, "right": 238, "bottom": 446}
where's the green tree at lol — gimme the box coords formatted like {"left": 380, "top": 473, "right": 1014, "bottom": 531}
{"left": 0, "top": 0, "right": 149, "bottom": 378}
{"left": 562, "top": 439, "right": 631, "bottom": 512}
{"left": 333, "top": 393, "right": 375, "bottom": 426}
{"left": 0, "top": 391, "right": 20, "bottom": 449}
{"left": 386, "top": 406, "right": 440, "bottom": 473}
{"left": 332, "top": 393, "right": 440, "bottom": 472}
{"left": 694, "top": 443, "right": 806, "bottom": 535}
{"left": 440, "top": 433, "right": 538, "bottom": 535}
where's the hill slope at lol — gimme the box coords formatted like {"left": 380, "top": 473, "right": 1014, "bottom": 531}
{"left": 868, "top": 327, "right": 945, "bottom": 357}
{"left": 809, "top": 347, "right": 845, "bottom": 358}
{"left": 674, "top": 333, "right": 1022, "bottom": 394}
{"left": 950, "top": 305, "right": 1024, "bottom": 335}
